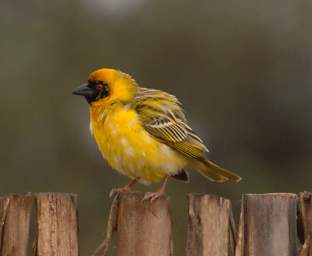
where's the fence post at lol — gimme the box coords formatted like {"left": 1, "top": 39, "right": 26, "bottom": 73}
{"left": 116, "top": 192, "right": 172, "bottom": 256}
{"left": 298, "top": 191, "right": 312, "bottom": 256}
{"left": 1, "top": 194, "right": 33, "bottom": 256}
{"left": 0, "top": 197, "right": 9, "bottom": 252}
{"left": 35, "top": 193, "right": 79, "bottom": 256}
{"left": 186, "top": 194, "right": 236, "bottom": 256}
{"left": 235, "top": 193, "right": 298, "bottom": 256}
{"left": 94, "top": 192, "right": 172, "bottom": 256}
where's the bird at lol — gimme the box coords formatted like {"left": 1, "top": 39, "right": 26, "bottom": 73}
{"left": 72, "top": 68, "right": 241, "bottom": 202}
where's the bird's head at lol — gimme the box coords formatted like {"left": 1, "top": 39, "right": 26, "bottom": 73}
{"left": 72, "top": 68, "right": 138, "bottom": 106}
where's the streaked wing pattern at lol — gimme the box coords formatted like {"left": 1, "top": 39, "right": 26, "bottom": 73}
{"left": 133, "top": 87, "right": 209, "bottom": 161}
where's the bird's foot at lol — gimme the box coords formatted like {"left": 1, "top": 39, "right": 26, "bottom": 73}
{"left": 142, "top": 189, "right": 165, "bottom": 202}
{"left": 109, "top": 186, "right": 132, "bottom": 198}
{"left": 109, "top": 179, "right": 138, "bottom": 198}
{"left": 142, "top": 176, "right": 169, "bottom": 202}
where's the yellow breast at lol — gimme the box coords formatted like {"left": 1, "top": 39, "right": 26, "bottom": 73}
{"left": 89, "top": 103, "right": 187, "bottom": 184}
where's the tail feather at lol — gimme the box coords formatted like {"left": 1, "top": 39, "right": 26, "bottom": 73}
{"left": 197, "top": 159, "right": 241, "bottom": 183}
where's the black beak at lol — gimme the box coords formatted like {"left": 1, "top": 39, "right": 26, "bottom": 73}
{"left": 72, "top": 83, "right": 95, "bottom": 97}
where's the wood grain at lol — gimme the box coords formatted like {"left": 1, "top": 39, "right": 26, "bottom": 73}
{"left": 235, "top": 203, "right": 244, "bottom": 256}
{"left": 299, "top": 191, "right": 312, "bottom": 256}
{"left": 1, "top": 193, "right": 33, "bottom": 256}
{"left": 236, "top": 193, "right": 298, "bottom": 256}
{"left": 35, "top": 193, "right": 79, "bottom": 256}
{"left": 0, "top": 196, "right": 9, "bottom": 252}
{"left": 186, "top": 194, "right": 236, "bottom": 256}
{"left": 116, "top": 192, "right": 172, "bottom": 256}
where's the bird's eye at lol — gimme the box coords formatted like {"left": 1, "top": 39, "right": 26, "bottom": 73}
{"left": 96, "top": 84, "right": 104, "bottom": 91}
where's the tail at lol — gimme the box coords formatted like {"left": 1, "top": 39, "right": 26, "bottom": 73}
{"left": 197, "top": 159, "right": 242, "bottom": 183}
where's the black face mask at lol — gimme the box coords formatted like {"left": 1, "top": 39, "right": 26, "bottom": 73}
{"left": 72, "top": 81, "right": 109, "bottom": 104}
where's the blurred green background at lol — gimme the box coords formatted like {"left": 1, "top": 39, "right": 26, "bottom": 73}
{"left": 1, "top": 0, "right": 311, "bottom": 254}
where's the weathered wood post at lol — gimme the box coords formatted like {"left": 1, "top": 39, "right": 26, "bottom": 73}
{"left": 35, "top": 193, "right": 79, "bottom": 256}
{"left": 116, "top": 192, "right": 172, "bottom": 256}
{"left": 1, "top": 194, "right": 33, "bottom": 256}
{"left": 0, "top": 196, "right": 9, "bottom": 251}
{"left": 1, "top": 191, "right": 311, "bottom": 255}
{"left": 235, "top": 193, "right": 298, "bottom": 256}
{"left": 93, "top": 191, "right": 172, "bottom": 256}
{"left": 298, "top": 191, "right": 312, "bottom": 256}
{"left": 186, "top": 194, "right": 236, "bottom": 256}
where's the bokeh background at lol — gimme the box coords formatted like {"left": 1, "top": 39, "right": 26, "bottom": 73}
{"left": 1, "top": 0, "right": 311, "bottom": 254}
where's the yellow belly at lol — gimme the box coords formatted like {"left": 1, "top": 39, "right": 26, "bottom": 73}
{"left": 90, "top": 104, "right": 187, "bottom": 184}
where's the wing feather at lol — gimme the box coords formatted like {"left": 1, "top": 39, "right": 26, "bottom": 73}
{"left": 145, "top": 116, "right": 188, "bottom": 142}
{"left": 132, "top": 88, "right": 209, "bottom": 160}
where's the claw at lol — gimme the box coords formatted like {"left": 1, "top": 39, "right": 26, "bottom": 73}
{"left": 109, "top": 178, "right": 138, "bottom": 198}
{"left": 142, "top": 176, "right": 169, "bottom": 202}
{"left": 109, "top": 187, "right": 131, "bottom": 198}
{"left": 142, "top": 190, "right": 165, "bottom": 202}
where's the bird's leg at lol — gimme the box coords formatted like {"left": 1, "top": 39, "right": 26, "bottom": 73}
{"left": 109, "top": 178, "right": 138, "bottom": 198}
{"left": 143, "top": 176, "right": 169, "bottom": 202}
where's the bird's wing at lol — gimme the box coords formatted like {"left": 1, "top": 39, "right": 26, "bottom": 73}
{"left": 132, "top": 88, "right": 209, "bottom": 160}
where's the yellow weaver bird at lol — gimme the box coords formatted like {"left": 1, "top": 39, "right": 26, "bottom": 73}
{"left": 73, "top": 68, "right": 241, "bottom": 201}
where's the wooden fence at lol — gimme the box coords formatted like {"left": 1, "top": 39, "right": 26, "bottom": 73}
{"left": 0, "top": 191, "right": 311, "bottom": 256}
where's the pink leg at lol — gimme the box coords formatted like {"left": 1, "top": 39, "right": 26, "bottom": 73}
{"left": 143, "top": 176, "right": 169, "bottom": 202}
{"left": 109, "top": 178, "right": 138, "bottom": 198}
